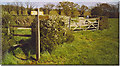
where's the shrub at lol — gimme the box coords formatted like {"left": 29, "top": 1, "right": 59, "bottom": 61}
{"left": 2, "top": 12, "right": 14, "bottom": 27}
{"left": 32, "top": 16, "right": 74, "bottom": 52}
{"left": 99, "top": 16, "right": 109, "bottom": 30}
{"left": 2, "top": 12, "right": 16, "bottom": 55}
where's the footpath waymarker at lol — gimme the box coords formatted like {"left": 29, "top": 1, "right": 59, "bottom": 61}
{"left": 31, "top": 11, "right": 37, "bottom": 15}
{"left": 31, "top": 11, "right": 44, "bottom": 15}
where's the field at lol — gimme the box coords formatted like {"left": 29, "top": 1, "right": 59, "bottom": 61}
{"left": 2, "top": 18, "right": 118, "bottom": 64}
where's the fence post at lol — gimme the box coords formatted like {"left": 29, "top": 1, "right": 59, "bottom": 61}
{"left": 36, "top": 8, "right": 40, "bottom": 60}
{"left": 8, "top": 21, "right": 10, "bottom": 35}
{"left": 69, "top": 17, "right": 71, "bottom": 29}
{"left": 97, "top": 19, "right": 99, "bottom": 30}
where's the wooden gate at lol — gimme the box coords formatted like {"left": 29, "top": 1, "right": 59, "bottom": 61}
{"left": 71, "top": 18, "right": 99, "bottom": 31}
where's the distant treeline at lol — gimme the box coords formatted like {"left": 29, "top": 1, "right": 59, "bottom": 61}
{"left": 2, "top": 2, "right": 119, "bottom": 18}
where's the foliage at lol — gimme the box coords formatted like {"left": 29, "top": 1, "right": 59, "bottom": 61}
{"left": 59, "top": 1, "right": 80, "bottom": 17}
{"left": 23, "top": 9, "right": 28, "bottom": 15}
{"left": 72, "top": 10, "right": 80, "bottom": 17}
{"left": 19, "top": 10, "right": 21, "bottom": 15}
{"left": 2, "top": 12, "right": 33, "bottom": 56}
{"left": 13, "top": 16, "right": 35, "bottom": 26}
{"left": 99, "top": 16, "right": 109, "bottom": 30}
{"left": 61, "top": 10, "right": 66, "bottom": 16}
{"left": 91, "top": 7, "right": 102, "bottom": 17}
{"left": 91, "top": 3, "right": 119, "bottom": 18}
{"left": 84, "top": 11, "right": 91, "bottom": 17}
{"left": 49, "top": 10, "right": 59, "bottom": 16}
{"left": 2, "top": 2, "right": 118, "bottom": 18}
{"left": 2, "top": 12, "right": 14, "bottom": 27}
{"left": 2, "top": 2, "right": 34, "bottom": 15}
{"left": 40, "top": 16, "right": 74, "bottom": 52}
{"left": 10, "top": 11, "right": 17, "bottom": 15}
{"left": 44, "top": 3, "right": 55, "bottom": 15}
{"left": 80, "top": 5, "right": 88, "bottom": 16}
{"left": 2, "top": 12, "right": 16, "bottom": 55}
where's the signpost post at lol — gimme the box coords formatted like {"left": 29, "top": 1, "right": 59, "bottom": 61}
{"left": 31, "top": 8, "right": 42, "bottom": 61}
{"left": 31, "top": 9, "right": 47, "bottom": 61}
{"left": 36, "top": 8, "right": 40, "bottom": 61}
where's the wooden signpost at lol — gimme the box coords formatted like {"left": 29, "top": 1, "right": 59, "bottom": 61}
{"left": 36, "top": 8, "right": 40, "bottom": 61}
{"left": 31, "top": 8, "right": 44, "bottom": 60}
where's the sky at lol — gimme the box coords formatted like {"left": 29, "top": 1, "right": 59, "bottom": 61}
{"left": 0, "top": 0, "right": 119, "bottom": 8}
{"left": 0, "top": 0, "right": 119, "bottom": 2}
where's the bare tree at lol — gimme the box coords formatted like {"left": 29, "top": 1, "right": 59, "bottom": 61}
{"left": 25, "top": 2, "right": 35, "bottom": 15}
{"left": 44, "top": 3, "right": 55, "bottom": 15}
{"left": 56, "top": 4, "right": 62, "bottom": 15}
{"left": 19, "top": 2, "right": 25, "bottom": 15}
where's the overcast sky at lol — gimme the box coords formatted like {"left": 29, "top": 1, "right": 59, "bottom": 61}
{"left": 0, "top": 0, "right": 119, "bottom": 8}
{"left": 0, "top": 0, "right": 119, "bottom": 2}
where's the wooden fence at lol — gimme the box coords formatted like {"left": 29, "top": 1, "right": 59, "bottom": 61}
{"left": 9, "top": 25, "right": 32, "bottom": 37}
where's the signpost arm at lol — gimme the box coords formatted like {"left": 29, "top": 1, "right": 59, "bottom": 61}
{"left": 36, "top": 8, "right": 40, "bottom": 60}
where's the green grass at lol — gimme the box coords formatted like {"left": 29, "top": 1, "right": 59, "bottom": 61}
{"left": 89, "top": 20, "right": 96, "bottom": 22}
{"left": 14, "top": 29, "right": 31, "bottom": 35}
{"left": 2, "top": 18, "right": 118, "bottom": 64}
{"left": 13, "top": 29, "right": 31, "bottom": 41}
{"left": 2, "top": 51, "right": 31, "bottom": 64}
{"left": 39, "top": 18, "right": 119, "bottom": 64}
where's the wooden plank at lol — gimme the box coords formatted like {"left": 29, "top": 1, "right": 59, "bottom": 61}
{"left": 17, "top": 28, "right": 31, "bottom": 29}
{"left": 39, "top": 15, "right": 49, "bottom": 20}
{"left": 8, "top": 21, "right": 10, "bottom": 35}
{"left": 10, "top": 25, "right": 31, "bottom": 28}
{"left": 98, "top": 20, "right": 99, "bottom": 30}
{"left": 13, "top": 44, "right": 22, "bottom": 47}
{"left": 13, "top": 34, "right": 31, "bottom": 37}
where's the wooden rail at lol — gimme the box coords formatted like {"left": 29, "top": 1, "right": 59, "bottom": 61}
{"left": 10, "top": 25, "right": 31, "bottom": 28}
{"left": 13, "top": 34, "right": 31, "bottom": 37}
